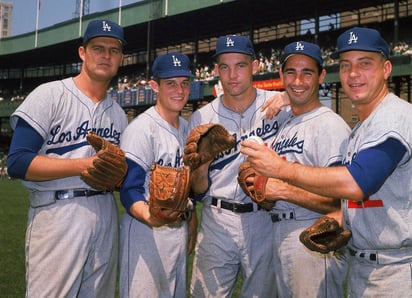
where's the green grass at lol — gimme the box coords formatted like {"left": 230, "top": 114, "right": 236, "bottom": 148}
{"left": 0, "top": 179, "right": 241, "bottom": 297}
{"left": 0, "top": 179, "right": 28, "bottom": 297}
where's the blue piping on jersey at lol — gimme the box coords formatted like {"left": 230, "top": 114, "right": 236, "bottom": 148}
{"left": 46, "top": 141, "right": 89, "bottom": 155}
{"left": 210, "top": 152, "right": 239, "bottom": 171}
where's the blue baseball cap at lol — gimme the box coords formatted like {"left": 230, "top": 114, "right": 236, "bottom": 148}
{"left": 213, "top": 35, "right": 255, "bottom": 58}
{"left": 331, "top": 27, "right": 390, "bottom": 59}
{"left": 152, "top": 53, "right": 194, "bottom": 79}
{"left": 83, "top": 19, "right": 126, "bottom": 45}
{"left": 280, "top": 41, "right": 323, "bottom": 66}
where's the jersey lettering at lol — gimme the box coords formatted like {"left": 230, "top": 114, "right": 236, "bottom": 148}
{"left": 271, "top": 131, "right": 304, "bottom": 154}
{"left": 157, "top": 148, "right": 183, "bottom": 168}
{"left": 47, "top": 121, "right": 121, "bottom": 146}
{"left": 236, "top": 118, "right": 280, "bottom": 150}
{"left": 45, "top": 121, "right": 121, "bottom": 155}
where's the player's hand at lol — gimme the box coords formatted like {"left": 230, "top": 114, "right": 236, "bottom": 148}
{"left": 150, "top": 208, "right": 183, "bottom": 226}
{"left": 83, "top": 155, "right": 99, "bottom": 172}
{"left": 261, "top": 91, "right": 290, "bottom": 119}
{"left": 243, "top": 175, "right": 289, "bottom": 203}
{"left": 130, "top": 201, "right": 181, "bottom": 227}
{"left": 323, "top": 209, "right": 344, "bottom": 227}
{"left": 264, "top": 177, "right": 290, "bottom": 202}
{"left": 240, "top": 140, "right": 288, "bottom": 178}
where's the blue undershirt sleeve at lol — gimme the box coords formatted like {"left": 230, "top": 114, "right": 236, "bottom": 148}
{"left": 346, "top": 138, "right": 407, "bottom": 196}
{"left": 120, "top": 158, "right": 147, "bottom": 214}
{"left": 7, "top": 118, "right": 44, "bottom": 179}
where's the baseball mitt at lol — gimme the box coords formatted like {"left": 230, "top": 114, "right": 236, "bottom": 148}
{"left": 237, "top": 161, "right": 273, "bottom": 210}
{"left": 149, "top": 164, "right": 192, "bottom": 223}
{"left": 183, "top": 123, "right": 235, "bottom": 170}
{"left": 299, "top": 216, "right": 352, "bottom": 254}
{"left": 81, "top": 132, "right": 128, "bottom": 192}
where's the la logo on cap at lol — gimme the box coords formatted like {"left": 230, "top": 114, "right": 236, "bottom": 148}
{"left": 172, "top": 55, "right": 182, "bottom": 67}
{"left": 348, "top": 32, "right": 358, "bottom": 44}
{"left": 226, "top": 37, "right": 235, "bottom": 47}
{"left": 102, "top": 21, "right": 112, "bottom": 32}
{"left": 295, "top": 42, "right": 304, "bottom": 51}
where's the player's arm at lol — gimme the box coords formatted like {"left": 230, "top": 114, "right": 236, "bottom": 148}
{"left": 264, "top": 177, "right": 340, "bottom": 214}
{"left": 7, "top": 118, "right": 95, "bottom": 181}
{"left": 240, "top": 140, "right": 361, "bottom": 199}
{"left": 241, "top": 138, "right": 406, "bottom": 201}
{"left": 189, "top": 161, "right": 212, "bottom": 197}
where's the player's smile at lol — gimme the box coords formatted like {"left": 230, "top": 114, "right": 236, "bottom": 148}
{"left": 348, "top": 82, "right": 364, "bottom": 88}
{"left": 171, "top": 96, "right": 185, "bottom": 101}
{"left": 290, "top": 87, "right": 306, "bottom": 95}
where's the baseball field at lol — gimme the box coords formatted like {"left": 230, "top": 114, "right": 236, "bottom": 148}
{"left": 0, "top": 178, "right": 27, "bottom": 297}
{"left": 0, "top": 178, "right": 242, "bottom": 297}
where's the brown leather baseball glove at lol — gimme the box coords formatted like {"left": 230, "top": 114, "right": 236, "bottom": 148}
{"left": 237, "top": 161, "right": 273, "bottom": 210}
{"left": 183, "top": 123, "right": 235, "bottom": 170}
{"left": 149, "top": 164, "right": 192, "bottom": 223}
{"left": 299, "top": 215, "right": 352, "bottom": 254}
{"left": 81, "top": 132, "right": 127, "bottom": 192}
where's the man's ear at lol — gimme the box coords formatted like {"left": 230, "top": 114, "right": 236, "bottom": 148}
{"left": 149, "top": 80, "right": 159, "bottom": 93}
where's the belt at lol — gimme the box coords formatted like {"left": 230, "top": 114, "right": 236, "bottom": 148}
{"left": 348, "top": 246, "right": 412, "bottom": 264}
{"left": 211, "top": 197, "right": 261, "bottom": 213}
{"left": 349, "top": 248, "right": 377, "bottom": 261}
{"left": 271, "top": 211, "right": 294, "bottom": 222}
{"left": 55, "top": 189, "right": 107, "bottom": 200}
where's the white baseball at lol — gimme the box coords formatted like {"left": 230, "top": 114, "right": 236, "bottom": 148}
{"left": 248, "top": 136, "right": 264, "bottom": 145}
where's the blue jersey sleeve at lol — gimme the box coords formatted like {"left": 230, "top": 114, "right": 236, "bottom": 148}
{"left": 346, "top": 138, "right": 407, "bottom": 197}
{"left": 7, "top": 118, "right": 43, "bottom": 179}
{"left": 120, "top": 158, "right": 147, "bottom": 213}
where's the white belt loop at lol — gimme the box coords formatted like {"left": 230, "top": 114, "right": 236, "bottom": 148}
{"left": 253, "top": 203, "right": 259, "bottom": 212}
{"left": 216, "top": 198, "right": 222, "bottom": 209}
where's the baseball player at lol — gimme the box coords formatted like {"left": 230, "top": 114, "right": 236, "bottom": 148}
{"left": 263, "top": 41, "right": 350, "bottom": 297}
{"left": 7, "top": 20, "right": 128, "bottom": 297}
{"left": 242, "top": 27, "right": 412, "bottom": 297}
{"left": 118, "top": 53, "right": 197, "bottom": 298}
{"left": 188, "top": 35, "right": 290, "bottom": 297}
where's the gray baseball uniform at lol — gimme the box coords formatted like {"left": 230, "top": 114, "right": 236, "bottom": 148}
{"left": 270, "top": 106, "right": 350, "bottom": 297}
{"left": 343, "top": 93, "right": 412, "bottom": 297}
{"left": 10, "top": 78, "right": 128, "bottom": 297}
{"left": 119, "top": 106, "right": 188, "bottom": 298}
{"left": 189, "top": 89, "right": 289, "bottom": 297}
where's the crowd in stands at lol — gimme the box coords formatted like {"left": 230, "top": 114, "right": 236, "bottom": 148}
{"left": 114, "top": 74, "right": 150, "bottom": 91}
{"left": 116, "top": 41, "right": 412, "bottom": 90}
{"left": 114, "top": 44, "right": 341, "bottom": 90}
{"left": 392, "top": 41, "right": 412, "bottom": 56}
{"left": 3, "top": 40, "right": 412, "bottom": 96}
